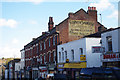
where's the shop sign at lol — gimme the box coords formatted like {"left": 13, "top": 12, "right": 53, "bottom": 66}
{"left": 57, "top": 64, "right": 64, "bottom": 68}
{"left": 64, "top": 62, "right": 86, "bottom": 68}
{"left": 80, "top": 55, "right": 86, "bottom": 61}
{"left": 39, "top": 67, "right": 47, "bottom": 72}
{"left": 92, "top": 46, "right": 104, "bottom": 53}
{"left": 66, "top": 59, "right": 69, "bottom": 63}
{"left": 103, "top": 53, "right": 120, "bottom": 61}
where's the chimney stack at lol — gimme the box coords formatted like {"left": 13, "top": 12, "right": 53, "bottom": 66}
{"left": 48, "top": 17, "right": 54, "bottom": 31}
{"left": 88, "top": 6, "right": 97, "bottom": 21}
{"left": 88, "top": 6, "right": 96, "bottom": 10}
{"left": 68, "top": 12, "right": 74, "bottom": 19}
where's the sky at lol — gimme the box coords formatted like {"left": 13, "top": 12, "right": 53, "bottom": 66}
{"left": 0, "top": 0, "right": 119, "bottom": 58}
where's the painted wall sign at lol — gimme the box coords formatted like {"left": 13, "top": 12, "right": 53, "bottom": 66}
{"left": 69, "top": 20, "right": 95, "bottom": 36}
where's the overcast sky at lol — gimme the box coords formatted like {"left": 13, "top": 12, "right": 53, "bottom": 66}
{"left": 0, "top": 0, "right": 119, "bottom": 58}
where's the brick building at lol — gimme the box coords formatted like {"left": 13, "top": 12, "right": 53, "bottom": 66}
{"left": 56, "top": 6, "right": 106, "bottom": 44}
{"left": 24, "top": 17, "right": 59, "bottom": 79}
{"left": 23, "top": 6, "right": 106, "bottom": 79}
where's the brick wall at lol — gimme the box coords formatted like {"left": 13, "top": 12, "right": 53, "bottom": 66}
{"left": 56, "top": 7, "right": 104, "bottom": 44}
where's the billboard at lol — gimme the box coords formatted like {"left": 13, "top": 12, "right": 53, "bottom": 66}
{"left": 69, "top": 20, "right": 95, "bottom": 36}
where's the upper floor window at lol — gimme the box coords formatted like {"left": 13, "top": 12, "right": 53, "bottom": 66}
{"left": 49, "top": 38, "right": 51, "bottom": 47}
{"left": 53, "top": 36, "right": 55, "bottom": 46}
{"left": 80, "top": 48, "right": 83, "bottom": 55}
{"left": 40, "top": 55, "right": 42, "bottom": 64}
{"left": 59, "top": 52, "right": 61, "bottom": 62}
{"left": 44, "top": 41, "right": 46, "bottom": 49}
{"left": 40, "top": 42, "right": 42, "bottom": 50}
{"left": 62, "top": 52, "right": 64, "bottom": 62}
{"left": 44, "top": 54, "right": 46, "bottom": 63}
{"left": 53, "top": 51, "right": 56, "bottom": 62}
{"left": 106, "top": 36, "right": 112, "bottom": 51}
{"left": 37, "top": 44, "right": 38, "bottom": 53}
{"left": 71, "top": 50, "right": 74, "bottom": 61}
{"left": 65, "top": 51, "right": 67, "bottom": 60}
{"left": 49, "top": 52, "right": 51, "bottom": 62}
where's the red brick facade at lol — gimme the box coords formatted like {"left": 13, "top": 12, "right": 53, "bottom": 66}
{"left": 24, "top": 7, "right": 106, "bottom": 75}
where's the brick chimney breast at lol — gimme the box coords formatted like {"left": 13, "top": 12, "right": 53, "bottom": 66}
{"left": 48, "top": 17, "right": 54, "bottom": 31}
{"left": 88, "top": 6, "right": 97, "bottom": 21}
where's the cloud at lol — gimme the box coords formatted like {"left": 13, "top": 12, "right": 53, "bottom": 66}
{"left": 107, "top": 10, "right": 118, "bottom": 19}
{"left": 89, "top": 0, "right": 118, "bottom": 22}
{"left": 0, "top": 18, "right": 18, "bottom": 28}
{"left": 2, "top": 0, "right": 43, "bottom": 4}
{"left": 89, "top": 0, "right": 114, "bottom": 12}
{"left": 12, "top": 38, "right": 19, "bottom": 44}
{"left": 30, "top": 20, "right": 38, "bottom": 25}
{"left": 0, "top": 45, "right": 20, "bottom": 58}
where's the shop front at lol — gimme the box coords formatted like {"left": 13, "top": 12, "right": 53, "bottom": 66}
{"left": 48, "top": 63, "right": 56, "bottom": 74}
{"left": 25, "top": 66, "right": 32, "bottom": 79}
{"left": 102, "top": 53, "right": 120, "bottom": 68}
{"left": 32, "top": 67, "right": 39, "bottom": 79}
{"left": 57, "top": 62, "right": 86, "bottom": 79}
{"left": 39, "top": 66, "right": 47, "bottom": 79}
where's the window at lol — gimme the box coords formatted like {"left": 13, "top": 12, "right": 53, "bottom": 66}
{"left": 53, "top": 36, "right": 55, "bottom": 45}
{"left": 80, "top": 48, "right": 83, "bottom": 55}
{"left": 40, "top": 55, "right": 42, "bottom": 64}
{"left": 59, "top": 52, "right": 61, "bottom": 62}
{"left": 65, "top": 51, "right": 67, "bottom": 60}
{"left": 108, "top": 42, "right": 112, "bottom": 51}
{"left": 49, "top": 52, "right": 51, "bottom": 62}
{"left": 30, "top": 47, "right": 32, "bottom": 56}
{"left": 37, "top": 44, "right": 38, "bottom": 54}
{"left": 44, "top": 54, "right": 46, "bottom": 63}
{"left": 49, "top": 38, "right": 50, "bottom": 47}
{"left": 44, "top": 41, "right": 46, "bottom": 49}
{"left": 40, "top": 42, "right": 42, "bottom": 50}
{"left": 62, "top": 52, "right": 64, "bottom": 62}
{"left": 106, "top": 36, "right": 112, "bottom": 51}
{"left": 53, "top": 51, "right": 56, "bottom": 62}
{"left": 71, "top": 50, "right": 74, "bottom": 61}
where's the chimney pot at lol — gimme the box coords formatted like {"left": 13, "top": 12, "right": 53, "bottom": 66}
{"left": 88, "top": 6, "right": 90, "bottom": 10}
{"left": 92, "top": 7, "right": 94, "bottom": 10}
{"left": 94, "top": 7, "right": 96, "bottom": 10}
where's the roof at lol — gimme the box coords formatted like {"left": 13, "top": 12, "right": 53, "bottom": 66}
{"left": 24, "top": 27, "right": 58, "bottom": 48}
{"left": 84, "top": 27, "right": 120, "bottom": 38}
